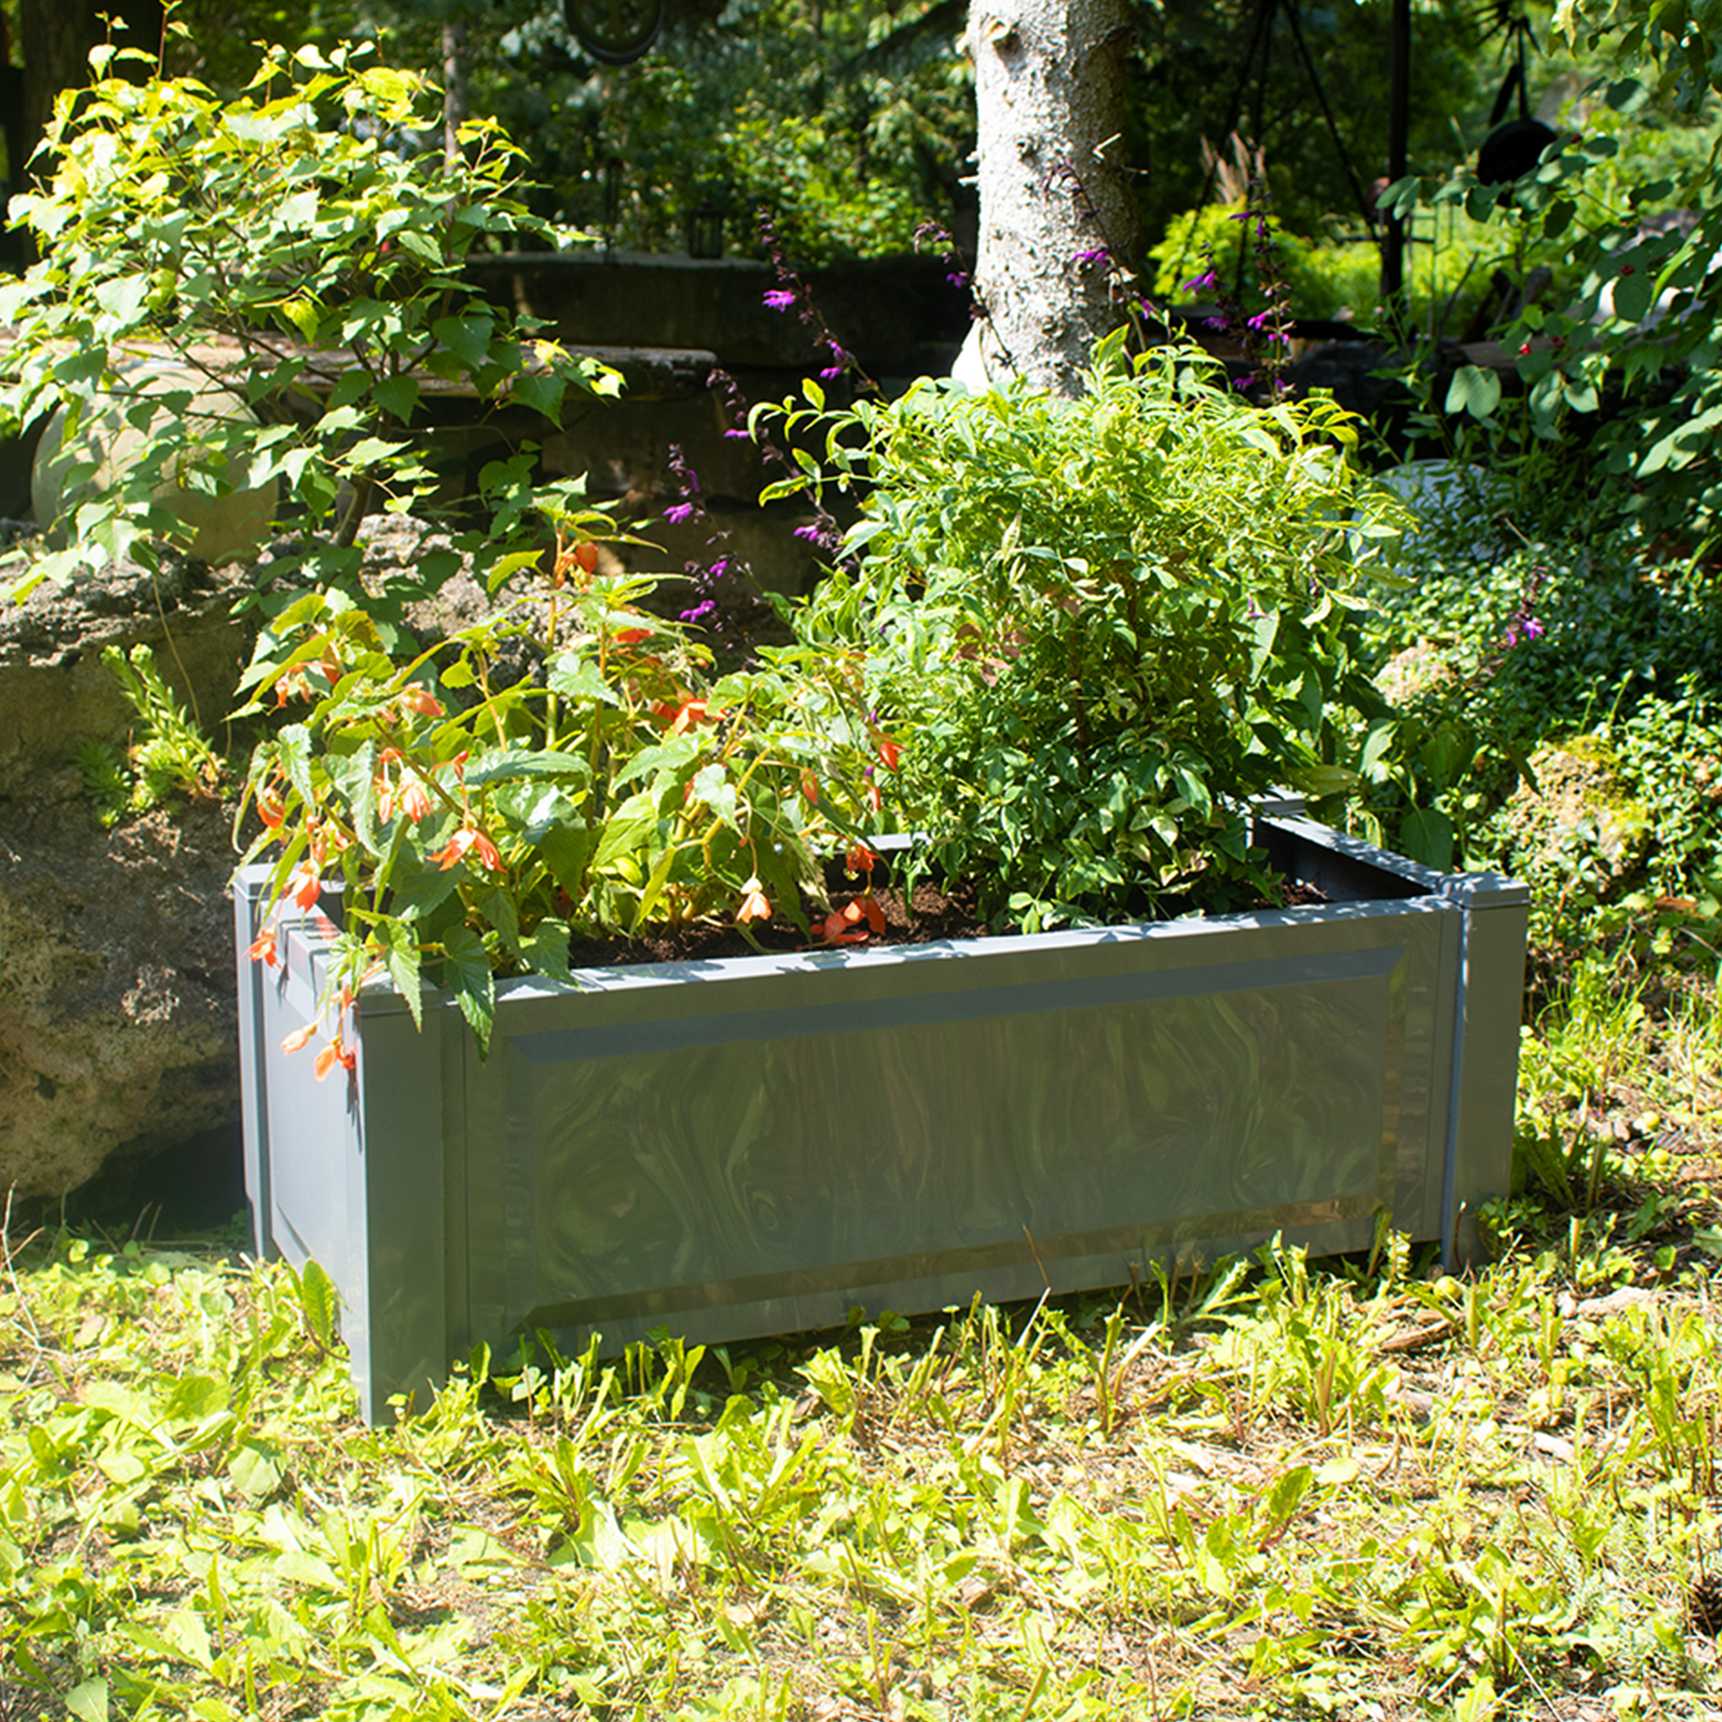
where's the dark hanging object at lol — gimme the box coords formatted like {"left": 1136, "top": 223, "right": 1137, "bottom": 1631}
{"left": 1473, "top": 3, "right": 1557, "bottom": 185}
{"left": 685, "top": 203, "right": 727, "bottom": 260}
{"left": 1477, "top": 116, "right": 1556, "bottom": 185}
{"left": 563, "top": 0, "right": 664, "bottom": 66}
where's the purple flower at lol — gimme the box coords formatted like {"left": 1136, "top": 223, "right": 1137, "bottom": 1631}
{"left": 1267, "top": 331, "right": 1291, "bottom": 345}
{"left": 819, "top": 365, "right": 844, "bottom": 380}
{"left": 1228, "top": 210, "right": 1252, "bottom": 224}
{"left": 708, "top": 556, "right": 731, "bottom": 579}
{"left": 792, "top": 523, "right": 825, "bottom": 545}
{"left": 1523, "top": 616, "right": 1545, "bottom": 639}
{"left": 1183, "top": 270, "right": 1219, "bottom": 293}
{"left": 1246, "top": 310, "right": 1272, "bottom": 331}
{"left": 1232, "top": 374, "right": 1256, "bottom": 392}
{"left": 723, "top": 427, "right": 752, "bottom": 440}
{"left": 663, "top": 502, "right": 696, "bottom": 525}
{"left": 946, "top": 270, "right": 970, "bottom": 289}
{"left": 1138, "top": 297, "right": 1158, "bottom": 317}
{"left": 1203, "top": 315, "right": 1229, "bottom": 332}
{"left": 1073, "top": 246, "right": 1111, "bottom": 267}
{"left": 763, "top": 288, "right": 797, "bottom": 312}
{"left": 680, "top": 600, "right": 718, "bottom": 624}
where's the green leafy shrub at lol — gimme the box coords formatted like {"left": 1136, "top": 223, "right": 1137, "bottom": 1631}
{"left": 0, "top": 37, "right": 616, "bottom": 603}
{"left": 1379, "top": 0, "right": 1722, "bottom": 532}
{"left": 240, "top": 484, "right": 879, "bottom": 1059}
{"left": 1351, "top": 522, "right": 1722, "bottom": 940}
{"left": 764, "top": 334, "right": 1406, "bottom": 931}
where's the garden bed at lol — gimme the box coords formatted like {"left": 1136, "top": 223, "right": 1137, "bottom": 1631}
{"left": 234, "top": 801, "right": 1527, "bottom": 1421}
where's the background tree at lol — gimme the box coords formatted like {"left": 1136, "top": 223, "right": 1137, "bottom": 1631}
{"left": 955, "top": 0, "right": 1138, "bottom": 390}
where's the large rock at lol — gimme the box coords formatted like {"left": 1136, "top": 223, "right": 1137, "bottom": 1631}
{"left": 0, "top": 800, "right": 239, "bottom": 1198}
{"left": 0, "top": 547, "right": 256, "bottom": 1198}
{"left": 32, "top": 361, "right": 280, "bottom": 566}
{"left": 0, "top": 549, "right": 253, "bottom": 791}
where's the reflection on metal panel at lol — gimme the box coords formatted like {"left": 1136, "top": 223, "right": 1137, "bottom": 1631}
{"left": 462, "top": 907, "right": 1451, "bottom": 1349}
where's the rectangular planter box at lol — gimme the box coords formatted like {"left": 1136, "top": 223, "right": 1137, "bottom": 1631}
{"left": 234, "top": 802, "right": 1528, "bottom": 1422}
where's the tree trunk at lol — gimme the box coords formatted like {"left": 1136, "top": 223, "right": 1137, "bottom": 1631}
{"left": 442, "top": 18, "right": 469, "bottom": 165}
{"left": 955, "top": 0, "right": 1139, "bottom": 393}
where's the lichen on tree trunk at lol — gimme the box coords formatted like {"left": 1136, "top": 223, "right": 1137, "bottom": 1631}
{"left": 957, "top": 0, "right": 1139, "bottom": 395}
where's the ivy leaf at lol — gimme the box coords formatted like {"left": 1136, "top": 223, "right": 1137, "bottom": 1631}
{"left": 442, "top": 925, "right": 496, "bottom": 1055}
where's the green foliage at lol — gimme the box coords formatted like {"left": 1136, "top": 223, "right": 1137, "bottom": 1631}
{"left": 1351, "top": 518, "right": 1722, "bottom": 944}
{"left": 239, "top": 479, "right": 877, "bottom": 1056}
{"left": 1378, "top": 0, "right": 1722, "bottom": 530}
{"left": 101, "top": 642, "right": 224, "bottom": 808}
{"left": 765, "top": 333, "right": 1406, "bottom": 931}
{"left": 0, "top": 35, "right": 618, "bottom": 602}
{"left": 9, "top": 1142, "right": 1722, "bottom": 1717}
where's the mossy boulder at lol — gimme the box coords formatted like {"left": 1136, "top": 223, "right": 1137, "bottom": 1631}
{"left": 1491, "top": 735, "right": 1650, "bottom": 910}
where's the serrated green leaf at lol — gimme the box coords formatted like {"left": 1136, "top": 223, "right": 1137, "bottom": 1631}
{"left": 298, "top": 1259, "right": 338, "bottom": 1350}
{"left": 441, "top": 924, "right": 496, "bottom": 1055}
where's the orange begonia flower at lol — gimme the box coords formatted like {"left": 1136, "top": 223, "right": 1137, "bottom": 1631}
{"left": 247, "top": 927, "right": 279, "bottom": 968}
{"left": 281, "top": 1022, "right": 316, "bottom": 1055}
{"left": 876, "top": 735, "right": 902, "bottom": 771}
{"left": 398, "top": 775, "right": 433, "bottom": 823}
{"left": 313, "top": 1035, "right": 357, "bottom": 1082}
{"left": 400, "top": 684, "right": 445, "bottom": 718}
{"left": 431, "top": 826, "right": 505, "bottom": 872}
{"left": 800, "top": 770, "right": 820, "bottom": 804}
{"left": 289, "top": 863, "right": 321, "bottom": 911}
{"left": 845, "top": 843, "right": 878, "bottom": 876}
{"left": 614, "top": 626, "right": 652, "bottom": 645}
{"left": 736, "top": 878, "right": 772, "bottom": 925}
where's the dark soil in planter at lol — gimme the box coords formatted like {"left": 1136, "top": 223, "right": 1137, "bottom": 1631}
{"left": 562, "top": 862, "right": 1329, "bottom": 968}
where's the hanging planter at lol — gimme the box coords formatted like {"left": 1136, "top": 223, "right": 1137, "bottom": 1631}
{"left": 234, "top": 800, "right": 1526, "bottom": 1422}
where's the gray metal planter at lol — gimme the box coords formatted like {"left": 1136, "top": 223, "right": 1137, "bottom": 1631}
{"left": 233, "top": 801, "right": 1528, "bottom": 1422}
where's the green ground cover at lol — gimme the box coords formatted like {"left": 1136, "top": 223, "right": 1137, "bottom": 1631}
{"left": 0, "top": 949, "right": 1718, "bottom": 1721}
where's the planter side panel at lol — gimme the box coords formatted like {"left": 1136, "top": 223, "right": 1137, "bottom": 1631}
{"left": 459, "top": 902, "right": 1457, "bottom": 1356}
{"left": 237, "top": 872, "right": 454, "bottom": 1422}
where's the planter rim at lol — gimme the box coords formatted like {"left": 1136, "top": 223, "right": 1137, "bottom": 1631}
{"left": 233, "top": 810, "right": 1527, "bottom": 1021}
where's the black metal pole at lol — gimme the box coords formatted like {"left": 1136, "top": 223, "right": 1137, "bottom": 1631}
{"left": 1382, "top": 0, "right": 1411, "bottom": 300}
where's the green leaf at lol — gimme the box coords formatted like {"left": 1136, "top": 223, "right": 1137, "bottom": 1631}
{"left": 1444, "top": 363, "right": 1501, "bottom": 421}
{"left": 1398, "top": 807, "right": 1454, "bottom": 870}
{"left": 462, "top": 748, "right": 593, "bottom": 789}
{"left": 1359, "top": 719, "right": 1396, "bottom": 781}
{"left": 298, "top": 1259, "right": 338, "bottom": 1350}
{"left": 593, "top": 790, "right": 660, "bottom": 871}
{"left": 372, "top": 374, "right": 420, "bottom": 423}
{"left": 381, "top": 924, "right": 423, "bottom": 1030}
{"left": 228, "top": 1440, "right": 284, "bottom": 1501}
{"left": 690, "top": 762, "right": 739, "bottom": 831}
{"left": 431, "top": 312, "right": 495, "bottom": 370}
{"left": 66, "top": 1679, "right": 110, "bottom": 1722}
{"left": 509, "top": 372, "right": 567, "bottom": 424}
{"left": 523, "top": 918, "right": 576, "bottom": 985}
{"left": 441, "top": 925, "right": 496, "bottom": 1055}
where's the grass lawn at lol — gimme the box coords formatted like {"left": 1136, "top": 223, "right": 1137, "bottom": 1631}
{"left": 2, "top": 952, "right": 1720, "bottom": 1722}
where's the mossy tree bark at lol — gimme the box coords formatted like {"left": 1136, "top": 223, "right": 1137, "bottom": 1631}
{"left": 956, "top": 0, "right": 1139, "bottom": 394}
